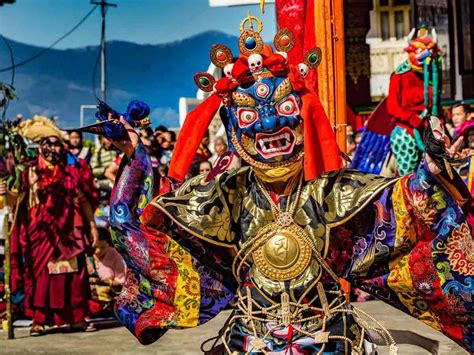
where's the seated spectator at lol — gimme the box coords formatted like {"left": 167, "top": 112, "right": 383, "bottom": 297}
{"left": 138, "top": 127, "right": 160, "bottom": 167}
{"left": 196, "top": 131, "right": 211, "bottom": 162}
{"left": 188, "top": 132, "right": 211, "bottom": 177}
{"left": 153, "top": 125, "right": 168, "bottom": 144}
{"left": 467, "top": 110, "right": 474, "bottom": 122}
{"left": 346, "top": 124, "right": 354, "bottom": 137}
{"left": 66, "top": 130, "right": 91, "bottom": 163}
{"left": 87, "top": 228, "right": 125, "bottom": 318}
{"left": 153, "top": 164, "right": 170, "bottom": 196}
{"left": 90, "top": 136, "right": 117, "bottom": 191}
{"left": 103, "top": 153, "right": 124, "bottom": 184}
{"left": 450, "top": 101, "right": 470, "bottom": 138}
{"left": 346, "top": 134, "right": 356, "bottom": 161}
{"left": 199, "top": 161, "right": 212, "bottom": 176}
{"left": 159, "top": 131, "right": 175, "bottom": 165}
{"left": 211, "top": 136, "right": 228, "bottom": 165}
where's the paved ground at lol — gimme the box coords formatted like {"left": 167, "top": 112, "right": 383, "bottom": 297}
{"left": 0, "top": 301, "right": 468, "bottom": 354}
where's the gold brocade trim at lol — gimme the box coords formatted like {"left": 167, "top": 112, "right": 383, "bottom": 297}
{"left": 232, "top": 91, "right": 256, "bottom": 108}
{"left": 437, "top": 173, "right": 469, "bottom": 207}
{"left": 151, "top": 202, "right": 238, "bottom": 252}
{"left": 273, "top": 77, "right": 293, "bottom": 102}
{"left": 167, "top": 237, "right": 200, "bottom": 327}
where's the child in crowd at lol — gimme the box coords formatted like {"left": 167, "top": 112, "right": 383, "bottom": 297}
{"left": 87, "top": 228, "right": 126, "bottom": 318}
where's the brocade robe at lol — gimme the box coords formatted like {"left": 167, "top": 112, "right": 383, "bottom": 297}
{"left": 110, "top": 144, "right": 472, "bottom": 353}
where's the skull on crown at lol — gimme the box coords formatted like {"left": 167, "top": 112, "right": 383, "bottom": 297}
{"left": 224, "top": 63, "right": 234, "bottom": 79}
{"left": 248, "top": 53, "right": 263, "bottom": 75}
{"left": 298, "top": 63, "right": 309, "bottom": 78}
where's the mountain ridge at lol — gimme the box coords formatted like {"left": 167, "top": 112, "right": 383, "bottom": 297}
{"left": 0, "top": 30, "right": 239, "bottom": 128}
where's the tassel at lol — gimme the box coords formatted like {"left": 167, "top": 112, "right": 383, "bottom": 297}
{"left": 301, "top": 92, "right": 342, "bottom": 180}
{"left": 287, "top": 323, "right": 294, "bottom": 345}
{"left": 169, "top": 94, "right": 222, "bottom": 181}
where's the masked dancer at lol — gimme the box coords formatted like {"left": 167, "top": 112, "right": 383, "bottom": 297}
{"left": 96, "top": 18, "right": 471, "bottom": 354}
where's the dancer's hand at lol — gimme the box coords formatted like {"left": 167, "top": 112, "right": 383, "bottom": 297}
{"left": 424, "top": 116, "right": 471, "bottom": 174}
{"left": 109, "top": 113, "right": 140, "bottom": 159}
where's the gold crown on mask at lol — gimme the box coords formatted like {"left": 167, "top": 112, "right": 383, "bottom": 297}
{"left": 193, "top": 13, "right": 322, "bottom": 93}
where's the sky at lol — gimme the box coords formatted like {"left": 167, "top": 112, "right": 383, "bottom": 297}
{"left": 0, "top": 0, "right": 277, "bottom": 48}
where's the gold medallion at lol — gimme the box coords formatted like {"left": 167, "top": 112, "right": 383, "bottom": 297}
{"left": 252, "top": 222, "right": 312, "bottom": 281}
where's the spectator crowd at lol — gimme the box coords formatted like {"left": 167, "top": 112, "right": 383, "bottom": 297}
{"left": 0, "top": 116, "right": 236, "bottom": 336}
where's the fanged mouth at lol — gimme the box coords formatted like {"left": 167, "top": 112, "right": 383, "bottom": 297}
{"left": 255, "top": 127, "right": 296, "bottom": 159}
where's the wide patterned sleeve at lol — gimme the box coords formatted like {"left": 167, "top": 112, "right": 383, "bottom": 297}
{"left": 340, "top": 162, "right": 473, "bottom": 352}
{"left": 109, "top": 143, "right": 236, "bottom": 345}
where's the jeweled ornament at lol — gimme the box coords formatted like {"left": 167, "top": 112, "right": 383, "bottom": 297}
{"left": 245, "top": 37, "right": 257, "bottom": 49}
{"left": 280, "top": 35, "right": 290, "bottom": 47}
{"left": 273, "top": 27, "right": 296, "bottom": 53}
{"left": 199, "top": 77, "right": 210, "bottom": 86}
{"left": 304, "top": 47, "right": 322, "bottom": 69}
{"left": 193, "top": 72, "right": 216, "bottom": 92}
{"left": 216, "top": 50, "right": 227, "bottom": 62}
{"left": 210, "top": 44, "right": 233, "bottom": 68}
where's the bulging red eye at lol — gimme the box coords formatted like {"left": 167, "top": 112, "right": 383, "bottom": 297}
{"left": 277, "top": 96, "right": 299, "bottom": 117}
{"left": 237, "top": 108, "right": 258, "bottom": 128}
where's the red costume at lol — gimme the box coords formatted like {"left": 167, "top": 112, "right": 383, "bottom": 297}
{"left": 351, "top": 25, "right": 442, "bottom": 177}
{"left": 11, "top": 117, "right": 97, "bottom": 328}
{"left": 387, "top": 69, "right": 432, "bottom": 137}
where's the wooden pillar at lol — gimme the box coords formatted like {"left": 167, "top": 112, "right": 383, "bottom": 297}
{"left": 314, "top": 0, "right": 347, "bottom": 153}
{"left": 343, "top": 0, "right": 372, "bottom": 108}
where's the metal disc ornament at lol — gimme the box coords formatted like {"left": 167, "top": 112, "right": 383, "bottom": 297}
{"left": 252, "top": 222, "right": 312, "bottom": 281}
{"left": 239, "top": 30, "right": 264, "bottom": 57}
{"left": 304, "top": 47, "right": 322, "bottom": 69}
{"left": 193, "top": 72, "right": 216, "bottom": 92}
{"left": 210, "top": 44, "right": 234, "bottom": 69}
{"left": 273, "top": 28, "right": 296, "bottom": 53}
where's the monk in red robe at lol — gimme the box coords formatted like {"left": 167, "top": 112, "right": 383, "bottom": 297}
{"left": 8, "top": 116, "right": 98, "bottom": 336}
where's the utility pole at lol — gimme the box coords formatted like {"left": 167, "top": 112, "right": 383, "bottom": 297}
{"left": 91, "top": 0, "right": 116, "bottom": 102}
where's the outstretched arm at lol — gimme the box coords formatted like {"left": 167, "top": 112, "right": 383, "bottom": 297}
{"left": 108, "top": 117, "right": 235, "bottom": 345}
{"left": 343, "top": 123, "right": 473, "bottom": 352}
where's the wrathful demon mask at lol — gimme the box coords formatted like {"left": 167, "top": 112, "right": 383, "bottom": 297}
{"left": 404, "top": 24, "right": 440, "bottom": 72}
{"left": 224, "top": 76, "right": 304, "bottom": 165}
{"left": 168, "top": 15, "right": 342, "bottom": 182}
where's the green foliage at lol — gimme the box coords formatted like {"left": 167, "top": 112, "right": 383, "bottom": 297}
{"left": 83, "top": 139, "right": 96, "bottom": 155}
{"left": 0, "top": 120, "right": 29, "bottom": 191}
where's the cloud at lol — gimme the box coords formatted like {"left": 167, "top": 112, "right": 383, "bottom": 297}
{"left": 26, "top": 103, "right": 58, "bottom": 117}
{"left": 150, "top": 107, "right": 179, "bottom": 128}
{"left": 67, "top": 82, "right": 90, "bottom": 93}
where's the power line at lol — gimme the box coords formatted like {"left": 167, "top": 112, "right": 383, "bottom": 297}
{"left": 91, "top": 6, "right": 110, "bottom": 98}
{"left": 0, "top": 5, "right": 99, "bottom": 73}
{"left": 91, "top": 0, "right": 116, "bottom": 101}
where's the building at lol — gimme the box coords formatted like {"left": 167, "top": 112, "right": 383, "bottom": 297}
{"left": 366, "top": 0, "right": 412, "bottom": 101}
{"left": 336, "top": 0, "right": 474, "bottom": 113}
{"left": 179, "top": 0, "right": 474, "bottom": 133}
